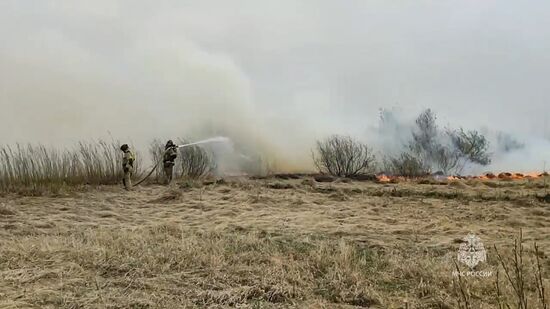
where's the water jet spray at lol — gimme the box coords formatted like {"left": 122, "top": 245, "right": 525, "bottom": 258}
{"left": 177, "top": 136, "right": 231, "bottom": 149}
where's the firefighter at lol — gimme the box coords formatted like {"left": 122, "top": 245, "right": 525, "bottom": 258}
{"left": 120, "top": 144, "right": 135, "bottom": 190}
{"left": 163, "top": 140, "right": 178, "bottom": 184}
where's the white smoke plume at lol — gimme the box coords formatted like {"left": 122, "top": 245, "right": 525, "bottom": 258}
{"left": 1, "top": 1, "right": 550, "bottom": 174}
{"left": 371, "top": 108, "right": 550, "bottom": 174}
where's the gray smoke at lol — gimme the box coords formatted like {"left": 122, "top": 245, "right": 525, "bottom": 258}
{"left": 371, "top": 108, "right": 550, "bottom": 174}
{"left": 1, "top": 1, "right": 550, "bottom": 173}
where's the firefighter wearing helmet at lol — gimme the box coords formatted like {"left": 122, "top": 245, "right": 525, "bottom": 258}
{"left": 120, "top": 144, "right": 135, "bottom": 190}
{"left": 163, "top": 140, "right": 178, "bottom": 184}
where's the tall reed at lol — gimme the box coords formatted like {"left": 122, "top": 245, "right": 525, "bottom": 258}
{"left": 0, "top": 141, "right": 139, "bottom": 193}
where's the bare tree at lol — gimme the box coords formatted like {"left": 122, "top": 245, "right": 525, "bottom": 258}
{"left": 448, "top": 128, "right": 491, "bottom": 174}
{"left": 313, "top": 135, "right": 376, "bottom": 177}
{"left": 410, "top": 109, "right": 439, "bottom": 163}
{"left": 402, "top": 109, "right": 492, "bottom": 175}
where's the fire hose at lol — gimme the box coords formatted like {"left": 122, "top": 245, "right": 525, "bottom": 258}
{"left": 132, "top": 157, "right": 164, "bottom": 187}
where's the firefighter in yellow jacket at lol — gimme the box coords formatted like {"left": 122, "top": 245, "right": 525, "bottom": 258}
{"left": 163, "top": 140, "right": 178, "bottom": 184}
{"left": 120, "top": 144, "right": 135, "bottom": 190}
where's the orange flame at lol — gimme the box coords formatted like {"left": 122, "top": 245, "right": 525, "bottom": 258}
{"left": 373, "top": 171, "right": 547, "bottom": 184}
{"left": 495, "top": 172, "right": 543, "bottom": 180}
{"left": 376, "top": 174, "right": 391, "bottom": 183}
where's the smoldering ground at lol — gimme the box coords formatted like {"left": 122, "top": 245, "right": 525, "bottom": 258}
{"left": 1, "top": 1, "right": 550, "bottom": 174}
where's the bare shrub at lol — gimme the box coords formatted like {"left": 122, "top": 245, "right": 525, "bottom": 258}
{"left": 313, "top": 135, "right": 376, "bottom": 177}
{"left": 179, "top": 144, "right": 215, "bottom": 179}
{"left": 433, "top": 146, "right": 460, "bottom": 175}
{"left": 148, "top": 139, "right": 165, "bottom": 182}
{"left": 384, "top": 152, "right": 430, "bottom": 177}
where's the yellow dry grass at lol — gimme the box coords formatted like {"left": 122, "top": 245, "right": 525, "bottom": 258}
{"left": 0, "top": 177, "right": 549, "bottom": 308}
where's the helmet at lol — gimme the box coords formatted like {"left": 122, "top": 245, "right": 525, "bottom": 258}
{"left": 165, "top": 140, "right": 175, "bottom": 149}
{"left": 120, "top": 144, "right": 129, "bottom": 151}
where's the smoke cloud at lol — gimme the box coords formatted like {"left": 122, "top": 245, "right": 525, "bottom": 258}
{"left": 1, "top": 1, "right": 550, "bottom": 173}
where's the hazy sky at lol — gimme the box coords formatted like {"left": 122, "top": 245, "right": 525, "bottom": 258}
{"left": 1, "top": 1, "right": 550, "bottom": 168}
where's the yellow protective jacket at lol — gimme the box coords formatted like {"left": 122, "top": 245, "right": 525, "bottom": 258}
{"left": 122, "top": 150, "right": 135, "bottom": 170}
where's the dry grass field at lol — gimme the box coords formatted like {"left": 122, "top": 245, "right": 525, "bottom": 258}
{"left": 0, "top": 176, "right": 549, "bottom": 308}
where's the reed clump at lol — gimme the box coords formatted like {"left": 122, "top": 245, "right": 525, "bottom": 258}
{"left": 0, "top": 141, "right": 135, "bottom": 194}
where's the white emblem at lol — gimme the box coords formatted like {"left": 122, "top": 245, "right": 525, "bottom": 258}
{"left": 457, "top": 233, "right": 487, "bottom": 269}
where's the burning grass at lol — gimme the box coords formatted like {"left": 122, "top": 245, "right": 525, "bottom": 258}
{"left": 374, "top": 171, "right": 549, "bottom": 185}
{"left": 0, "top": 139, "right": 546, "bottom": 197}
